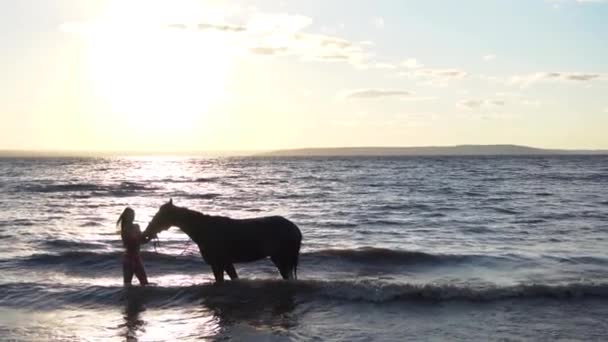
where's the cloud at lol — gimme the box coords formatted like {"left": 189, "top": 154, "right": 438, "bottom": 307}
{"left": 318, "top": 36, "right": 352, "bottom": 49}
{"left": 400, "top": 66, "right": 467, "bottom": 79}
{"left": 340, "top": 89, "right": 411, "bottom": 100}
{"left": 373, "top": 63, "right": 397, "bottom": 69}
{"left": 510, "top": 72, "right": 604, "bottom": 87}
{"left": 247, "top": 13, "right": 313, "bottom": 34}
{"left": 421, "top": 69, "right": 468, "bottom": 78}
{"left": 400, "top": 66, "right": 468, "bottom": 86}
{"left": 564, "top": 73, "right": 601, "bottom": 81}
{"left": 401, "top": 96, "right": 438, "bottom": 102}
{"left": 458, "top": 99, "right": 506, "bottom": 109}
{"left": 249, "top": 46, "right": 289, "bottom": 55}
{"left": 372, "top": 17, "right": 385, "bottom": 29}
{"left": 483, "top": 54, "right": 496, "bottom": 61}
{"left": 489, "top": 99, "right": 506, "bottom": 106}
{"left": 402, "top": 58, "right": 423, "bottom": 69}
{"left": 457, "top": 100, "right": 483, "bottom": 109}
{"left": 62, "top": 11, "right": 373, "bottom": 68}
{"left": 168, "top": 23, "right": 246, "bottom": 32}
{"left": 521, "top": 99, "right": 542, "bottom": 107}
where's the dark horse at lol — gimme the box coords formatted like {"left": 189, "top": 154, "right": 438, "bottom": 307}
{"left": 141, "top": 199, "right": 302, "bottom": 283}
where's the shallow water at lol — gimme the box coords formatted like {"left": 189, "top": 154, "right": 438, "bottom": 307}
{"left": 1, "top": 155, "right": 607, "bottom": 341}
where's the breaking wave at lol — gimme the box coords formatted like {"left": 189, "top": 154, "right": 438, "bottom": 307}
{"left": 1, "top": 280, "right": 607, "bottom": 309}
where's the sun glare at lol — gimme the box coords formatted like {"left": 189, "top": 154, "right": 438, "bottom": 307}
{"left": 80, "top": 0, "right": 236, "bottom": 138}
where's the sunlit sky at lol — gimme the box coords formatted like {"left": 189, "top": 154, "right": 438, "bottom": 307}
{"left": 1, "top": 0, "right": 607, "bottom": 152}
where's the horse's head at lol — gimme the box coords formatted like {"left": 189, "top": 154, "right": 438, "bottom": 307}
{"left": 142, "top": 199, "right": 178, "bottom": 242}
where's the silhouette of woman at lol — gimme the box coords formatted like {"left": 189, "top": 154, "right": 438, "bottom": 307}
{"left": 117, "top": 207, "right": 148, "bottom": 286}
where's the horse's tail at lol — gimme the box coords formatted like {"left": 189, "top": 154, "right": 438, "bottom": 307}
{"left": 293, "top": 228, "right": 301, "bottom": 280}
{"left": 293, "top": 247, "right": 299, "bottom": 280}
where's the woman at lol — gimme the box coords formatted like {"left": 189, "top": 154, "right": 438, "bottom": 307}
{"left": 117, "top": 207, "right": 149, "bottom": 286}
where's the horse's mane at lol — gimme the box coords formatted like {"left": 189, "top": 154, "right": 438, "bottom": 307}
{"left": 174, "top": 205, "right": 232, "bottom": 225}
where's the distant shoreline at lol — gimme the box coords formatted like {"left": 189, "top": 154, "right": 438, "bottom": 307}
{"left": 1, "top": 145, "right": 607, "bottom": 158}
{"left": 258, "top": 145, "right": 608, "bottom": 157}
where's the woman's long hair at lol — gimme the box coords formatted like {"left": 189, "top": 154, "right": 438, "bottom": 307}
{"left": 117, "top": 207, "right": 135, "bottom": 246}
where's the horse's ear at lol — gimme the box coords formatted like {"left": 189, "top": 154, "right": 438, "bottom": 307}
{"left": 169, "top": 198, "right": 173, "bottom": 205}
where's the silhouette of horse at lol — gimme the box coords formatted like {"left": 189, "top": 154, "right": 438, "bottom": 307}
{"left": 141, "top": 199, "right": 302, "bottom": 283}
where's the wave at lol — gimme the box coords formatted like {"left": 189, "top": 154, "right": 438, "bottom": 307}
{"left": 485, "top": 207, "right": 518, "bottom": 215}
{"left": 0, "top": 218, "right": 38, "bottom": 227}
{"left": 14, "top": 182, "right": 159, "bottom": 195}
{"left": 543, "top": 174, "right": 608, "bottom": 182}
{"left": 159, "top": 177, "right": 219, "bottom": 183}
{"left": 2, "top": 280, "right": 608, "bottom": 308}
{"left": 318, "top": 221, "right": 358, "bottom": 228}
{"left": 305, "top": 280, "right": 608, "bottom": 303}
{"left": 373, "top": 203, "right": 432, "bottom": 211}
{"left": 79, "top": 221, "right": 104, "bottom": 227}
{"left": 8, "top": 247, "right": 606, "bottom": 280}
{"left": 301, "top": 247, "right": 518, "bottom": 267}
{"left": 5, "top": 247, "right": 529, "bottom": 273}
{"left": 168, "top": 192, "right": 221, "bottom": 200}
{"left": 511, "top": 218, "right": 546, "bottom": 224}
{"left": 6, "top": 251, "right": 203, "bottom": 272}
{"left": 41, "top": 239, "right": 107, "bottom": 250}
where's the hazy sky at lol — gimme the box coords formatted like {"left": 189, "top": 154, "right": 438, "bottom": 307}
{"left": 1, "top": 0, "right": 607, "bottom": 151}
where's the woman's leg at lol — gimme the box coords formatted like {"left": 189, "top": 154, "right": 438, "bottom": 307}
{"left": 123, "top": 258, "right": 134, "bottom": 286}
{"left": 134, "top": 257, "right": 149, "bottom": 285}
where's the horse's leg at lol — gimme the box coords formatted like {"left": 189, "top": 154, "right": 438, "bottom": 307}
{"left": 270, "top": 256, "right": 293, "bottom": 280}
{"left": 224, "top": 264, "right": 238, "bottom": 280}
{"left": 210, "top": 263, "right": 224, "bottom": 283}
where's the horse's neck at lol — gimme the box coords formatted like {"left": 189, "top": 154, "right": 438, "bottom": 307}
{"left": 172, "top": 208, "right": 208, "bottom": 240}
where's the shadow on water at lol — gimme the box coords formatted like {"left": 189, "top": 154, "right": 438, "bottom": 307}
{"left": 117, "top": 281, "right": 300, "bottom": 340}
{"left": 119, "top": 288, "right": 147, "bottom": 341}
{"left": 201, "top": 281, "right": 299, "bottom": 332}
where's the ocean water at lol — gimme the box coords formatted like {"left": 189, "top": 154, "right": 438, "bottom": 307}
{"left": 1, "top": 155, "right": 607, "bottom": 341}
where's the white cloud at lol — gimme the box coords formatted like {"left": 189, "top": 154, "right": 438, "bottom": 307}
{"left": 62, "top": 11, "right": 374, "bottom": 68}
{"left": 457, "top": 100, "right": 483, "bottom": 109}
{"left": 373, "top": 63, "right": 397, "bottom": 69}
{"left": 419, "top": 69, "right": 467, "bottom": 78}
{"left": 402, "top": 58, "right": 423, "bottom": 69}
{"left": 457, "top": 99, "right": 506, "bottom": 109}
{"left": 372, "top": 17, "right": 385, "bottom": 29}
{"left": 339, "top": 89, "right": 411, "bottom": 100}
{"left": 510, "top": 72, "right": 604, "bottom": 87}
{"left": 401, "top": 96, "right": 438, "bottom": 102}
{"left": 247, "top": 13, "right": 312, "bottom": 34}
{"left": 495, "top": 92, "right": 521, "bottom": 98}
{"left": 400, "top": 66, "right": 468, "bottom": 87}
{"left": 483, "top": 54, "right": 496, "bottom": 61}
{"left": 521, "top": 99, "right": 542, "bottom": 107}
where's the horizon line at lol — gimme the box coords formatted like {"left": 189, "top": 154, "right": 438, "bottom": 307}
{"left": 2, "top": 144, "right": 608, "bottom": 157}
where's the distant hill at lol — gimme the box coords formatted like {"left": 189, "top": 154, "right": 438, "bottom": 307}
{"left": 2, "top": 145, "right": 607, "bottom": 158}
{"left": 259, "top": 145, "right": 608, "bottom": 157}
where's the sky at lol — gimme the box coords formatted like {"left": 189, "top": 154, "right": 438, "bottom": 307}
{"left": 1, "top": 0, "right": 607, "bottom": 152}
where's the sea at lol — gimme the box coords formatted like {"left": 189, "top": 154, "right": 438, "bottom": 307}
{"left": 0, "top": 155, "right": 607, "bottom": 341}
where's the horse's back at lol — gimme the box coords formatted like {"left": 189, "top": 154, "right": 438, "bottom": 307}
{"left": 218, "top": 215, "right": 301, "bottom": 263}
{"left": 231, "top": 215, "right": 301, "bottom": 239}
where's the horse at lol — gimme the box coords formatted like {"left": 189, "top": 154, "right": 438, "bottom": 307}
{"left": 141, "top": 199, "right": 302, "bottom": 283}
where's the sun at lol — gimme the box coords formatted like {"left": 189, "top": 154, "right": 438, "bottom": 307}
{"left": 77, "top": 0, "right": 237, "bottom": 140}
